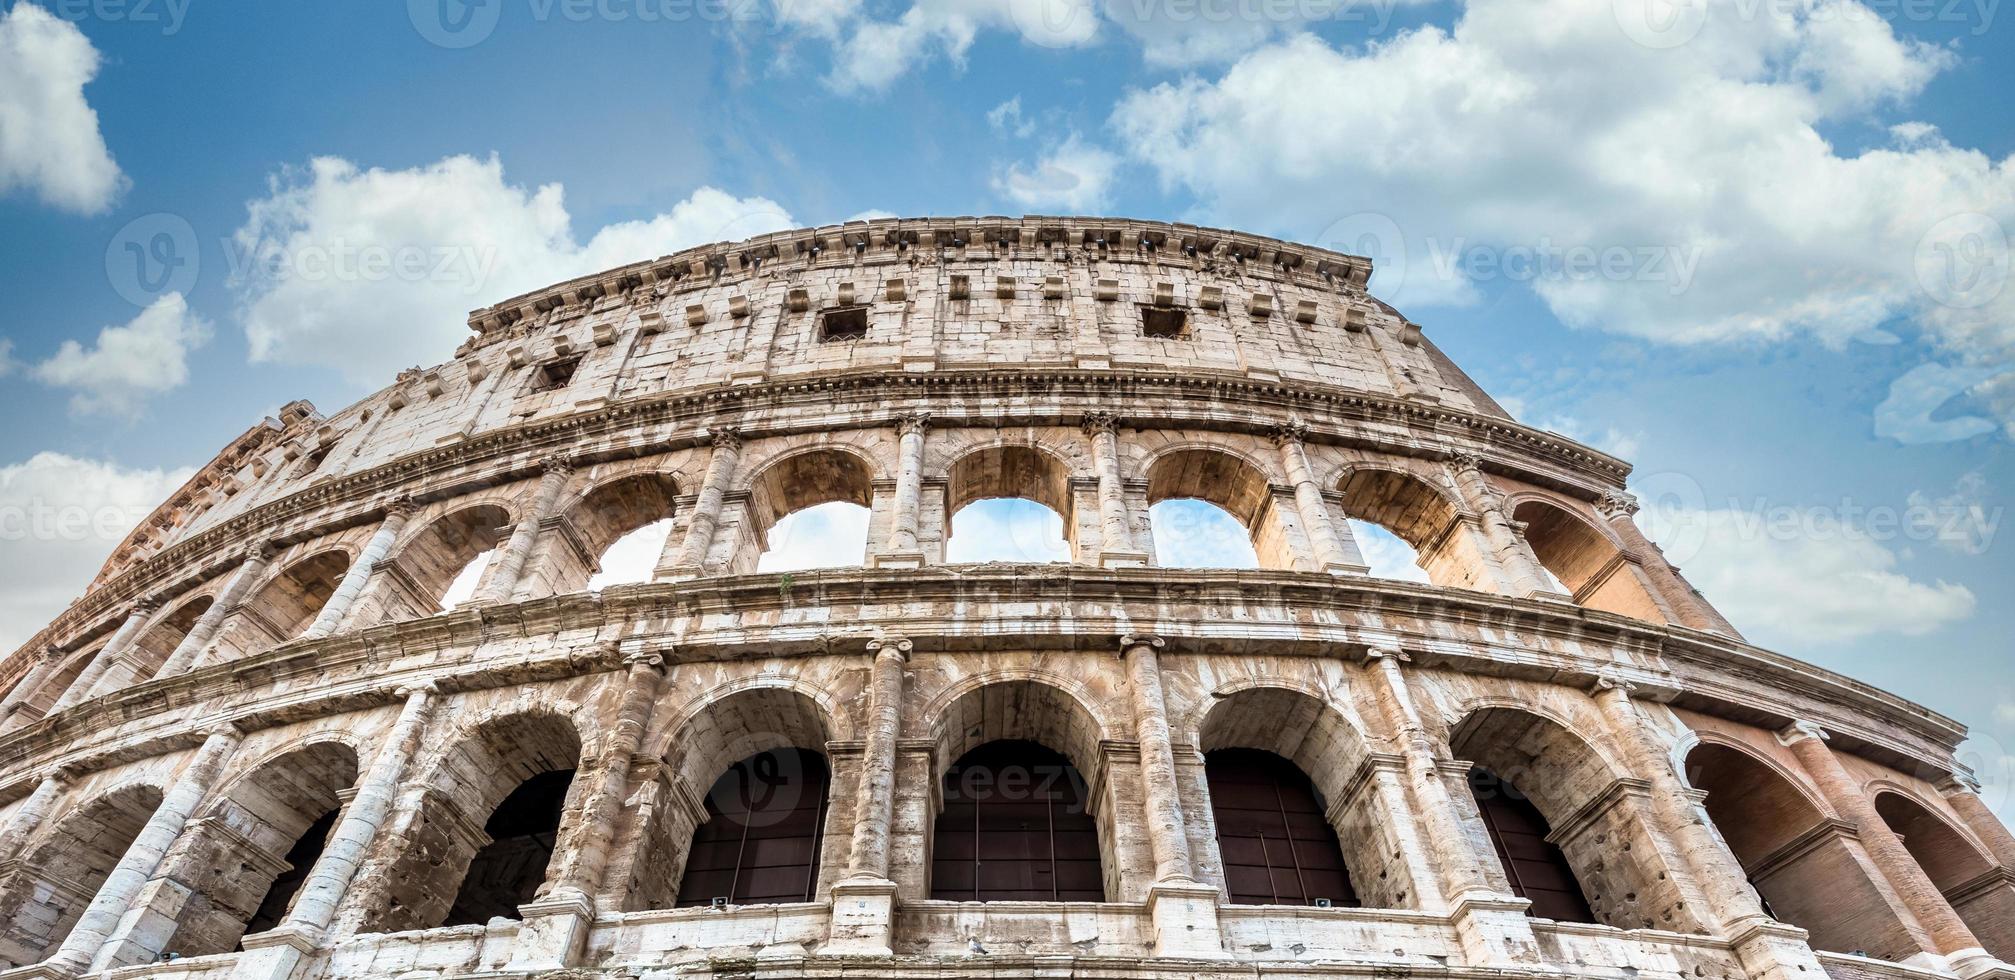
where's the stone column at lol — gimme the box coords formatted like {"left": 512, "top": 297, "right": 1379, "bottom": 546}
{"left": 657, "top": 430, "right": 740, "bottom": 579}
{"left": 0, "top": 647, "right": 65, "bottom": 729}
{"left": 510, "top": 652, "right": 666, "bottom": 971}
{"left": 0, "top": 769, "right": 72, "bottom": 867}
{"left": 47, "top": 601, "right": 158, "bottom": 714}
{"left": 150, "top": 542, "right": 276, "bottom": 682}
{"left": 828, "top": 635, "right": 910, "bottom": 956}
{"left": 1780, "top": 721, "right": 1991, "bottom": 968}
{"left": 1119, "top": 634, "right": 1223, "bottom": 958}
{"left": 873, "top": 415, "right": 929, "bottom": 568}
{"left": 1359, "top": 648, "right": 1541, "bottom": 966}
{"left": 303, "top": 499, "right": 416, "bottom": 640}
{"left": 1597, "top": 490, "right": 1745, "bottom": 638}
{"left": 1446, "top": 453, "right": 1553, "bottom": 598}
{"left": 1590, "top": 678, "right": 1823, "bottom": 980}
{"left": 471, "top": 457, "right": 574, "bottom": 606}
{"left": 47, "top": 724, "right": 240, "bottom": 977}
{"left": 1274, "top": 423, "right": 1367, "bottom": 574}
{"left": 1084, "top": 414, "right": 1148, "bottom": 568}
{"left": 1940, "top": 776, "right": 2015, "bottom": 869}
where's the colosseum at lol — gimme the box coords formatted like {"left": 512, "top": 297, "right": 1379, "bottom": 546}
{"left": 0, "top": 216, "right": 2009, "bottom": 980}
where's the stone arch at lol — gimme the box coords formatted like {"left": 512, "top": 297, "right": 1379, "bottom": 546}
{"left": 361, "top": 708, "right": 585, "bottom": 933}
{"left": 378, "top": 504, "right": 515, "bottom": 618}
{"left": 209, "top": 550, "right": 353, "bottom": 663}
{"left": 18, "top": 645, "right": 102, "bottom": 722}
{"left": 640, "top": 686, "right": 837, "bottom": 911}
{"left": 1335, "top": 465, "right": 1469, "bottom": 586}
{"left": 942, "top": 442, "right": 1078, "bottom": 563}
{"left": 533, "top": 471, "right": 681, "bottom": 597}
{"left": 1450, "top": 703, "right": 1707, "bottom": 932}
{"left": 1872, "top": 787, "right": 2012, "bottom": 959}
{"left": 924, "top": 678, "right": 1116, "bottom": 902}
{"left": 0, "top": 783, "right": 165, "bottom": 968}
{"left": 743, "top": 447, "right": 876, "bottom": 570}
{"left": 1145, "top": 446, "right": 1291, "bottom": 569}
{"left": 1510, "top": 498, "right": 1665, "bottom": 621}
{"left": 131, "top": 739, "right": 362, "bottom": 962}
{"left": 126, "top": 594, "right": 216, "bottom": 685}
{"left": 1196, "top": 686, "right": 1419, "bottom": 910}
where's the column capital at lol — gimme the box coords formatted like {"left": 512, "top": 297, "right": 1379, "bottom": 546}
{"left": 1119, "top": 633, "right": 1165, "bottom": 656}
{"left": 1270, "top": 420, "right": 1310, "bottom": 447}
{"left": 623, "top": 650, "right": 668, "bottom": 673}
{"left": 867, "top": 634, "right": 912, "bottom": 660}
{"left": 1443, "top": 449, "right": 1488, "bottom": 474}
{"left": 541, "top": 454, "right": 577, "bottom": 476}
{"left": 128, "top": 597, "right": 161, "bottom": 617}
{"left": 35, "top": 644, "right": 62, "bottom": 665}
{"left": 1589, "top": 673, "right": 1638, "bottom": 699}
{"left": 42, "top": 763, "right": 80, "bottom": 786}
{"left": 1598, "top": 489, "right": 1641, "bottom": 520}
{"left": 391, "top": 680, "right": 437, "bottom": 699}
{"left": 244, "top": 538, "right": 278, "bottom": 562}
{"left": 897, "top": 412, "right": 931, "bottom": 437}
{"left": 202, "top": 719, "right": 248, "bottom": 742}
{"left": 1936, "top": 772, "right": 1984, "bottom": 797}
{"left": 708, "top": 427, "right": 743, "bottom": 451}
{"left": 1363, "top": 646, "right": 1411, "bottom": 664}
{"left": 1081, "top": 411, "right": 1119, "bottom": 437}
{"left": 1775, "top": 719, "right": 1830, "bottom": 747}
{"left": 383, "top": 494, "right": 418, "bottom": 517}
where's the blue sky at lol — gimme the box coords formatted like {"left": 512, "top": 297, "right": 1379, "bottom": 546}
{"left": 0, "top": 0, "right": 2010, "bottom": 806}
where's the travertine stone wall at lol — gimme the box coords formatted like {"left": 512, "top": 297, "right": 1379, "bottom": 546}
{"left": 0, "top": 218, "right": 2007, "bottom": 980}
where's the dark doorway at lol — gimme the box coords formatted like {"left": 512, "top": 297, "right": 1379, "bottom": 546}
{"left": 241, "top": 808, "right": 340, "bottom": 940}
{"left": 676, "top": 748, "right": 831, "bottom": 907}
{"left": 1205, "top": 749, "right": 1358, "bottom": 907}
{"left": 1468, "top": 766, "right": 1595, "bottom": 923}
{"left": 931, "top": 740, "right": 1104, "bottom": 902}
{"left": 443, "top": 768, "right": 576, "bottom": 925}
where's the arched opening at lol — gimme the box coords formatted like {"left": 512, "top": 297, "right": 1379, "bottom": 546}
{"left": 14, "top": 646, "right": 100, "bottom": 723}
{"left": 747, "top": 451, "right": 873, "bottom": 572}
{"left": 547, "top": 473, "right": 679, "bottom": 596}
{"left": 927, "top": 681, "right": 1112, "bottom": 903}
{"left": 1513, "top": 500, "right": 1661, "bottom": 620}
{"left": 945, "top": 446, "right": 1074, "bottom": 563}
{"left": 622, "top": 688, "right": 834, "bottom": 912}
{"left": 127, "top": 596, "right": 215, "bottom": 685}
{"left": 207, "top": 550, "right": 352, "bottom": 663}
{"left": 1205, "top": 749, "right": 1356, "bottom": 907}
{"left": 1685, "top": 742, "right": 1922, "bottom": 958}
{"left": 1146, "top": 449, "right": 1285, "bottom": 569}
{"left": 1196, "top": 686, "right": 1417, "bottom": 909}
{"left": 1337, "top": 469, "right": 1466, "bottom": 588}
{"left": 362, "top": 711, "right": 583, "bottom": 933}
{"left": 933, "top": 741, "right": 1102, "bottom": 902}
{"left": 1875, "top": 791, "right": 2013, "bottom": 960}
{"left": 675, "top": 748, "right": 830, "bottom": 907}
{"left": 1451, "top": 706, "right": 1703, "bottom": 931}
{"left": 386, "top": 505, "right": 512, "bottom": 617}
{"left": 0, "top": 784, "right": 164, "bottom": 968}
{"left": 136, "top": 742, "right": 360, "bottom": 962}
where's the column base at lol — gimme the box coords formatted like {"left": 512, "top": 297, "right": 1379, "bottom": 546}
{"left": 504, "top": 889, "right": 597, "bottom": 972}
{"left": 824, "top": 877, "right": 899, "bottom": 957}
{"left": 870, "top": 551, "right": 927, "bottom": 570}
{"left": 1447, "top": 891, "right": 1542, "bottom": 966}
{"left": 1524, "top": 588, "right": 1576, "bottom": 602}
{"left": 1322, "top": 561, "right": 1371, "bottom": 575}
{"left": 1143, "top": 879, "right": 1226, "bottom": 959}
{"left": 653, "top": 564, "right": 704, "bottom": 582}
{"left": 1098, "top": 550, "right": 1151, "bottom": 569}
{"left": 1949, "top": 948, "right": 2015, "bottom": 980}
{"left": 230, "top": 926, "right": 322, "bottom": 980}
{"left": 1725, "top": 918, "right": 1827, "bottom": 980}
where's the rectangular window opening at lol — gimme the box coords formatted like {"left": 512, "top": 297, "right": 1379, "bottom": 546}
{"left": 527, "top": 356, "right": 582, "bottom": 393}
{"left": 1141, "top": 307, "right": 1189, "bottom": 339}
{"left": 819, "top": 307, "right": 869, "bottom": 342}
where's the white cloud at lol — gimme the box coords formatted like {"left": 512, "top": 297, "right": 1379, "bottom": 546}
{"left": 0, "top": 338, "right": 17, "bottom": 376}
{"left": 988, "top": 96, "right": 1037, "bottom": 138}
{"left": 946, "top": 499, "right": 1072, "bottom": 562}
{"left": 1906, "top": 471, "right": 2000, "bottom": 555}
{"left": 757, "top": 501, "right": 872, "bottom": 571}
{"left": 1641, "top": 504, "right": 1975, "bottom": 648}
{"left": 0, "top": 453, "right": 195, "bottom": 653}
{"left": 1150, "top": 499, "right": 1259, "bottom": 568}
{"left": 993, "top": 135, "right": 1121, "bottom": 211}
{"left": 781, "top": 0, "right": 1099, "bottom": 93}
{"left": 0, "top": 3, "right": 125, "bottom": 213}
{"left": 32, "top": 293, "right": 212, "bottom": 418}
{"left": 1350, "top": 519, "right": 1431, "bottom": 582}
{"left": 1108, "top": 0, "right": 2015, "bottom": 427}
{"left": 229, "top": 155, "right": 794, "bottom": 383}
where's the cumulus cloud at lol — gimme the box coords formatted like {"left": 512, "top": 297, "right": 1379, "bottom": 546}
{"left": 1108, "top": 0, "right": 2015, "bottom": 428}
{"left": 0, "top": 3, "right": 125, "bottom": 213}
{"left": 229, "top": 155, "right": 793, "bottom": 383}
{"left": 993, "top": 135, "right": 1121, "bottom": 211}
{"left": 1641, "top": 503, "right": 1975, "bottom": 648}
{"left": 0, "top": 338, "right": 18, "bottom": 376}
{"left": 1906, "top": 471, "right": 2001, "bottom": 555}
{"left": 32, "top": 293, "right": 212, "bottom": 418}
{"left": 0, "top": 453, "right": 194, "bottom": 653}
{"left": 775, "top": 0, "right": 1099, "bottom": 93}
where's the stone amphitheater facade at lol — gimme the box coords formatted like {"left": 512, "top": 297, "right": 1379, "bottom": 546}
{"left": 0, "top": 216, "right": 2011, "bottom": 980}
